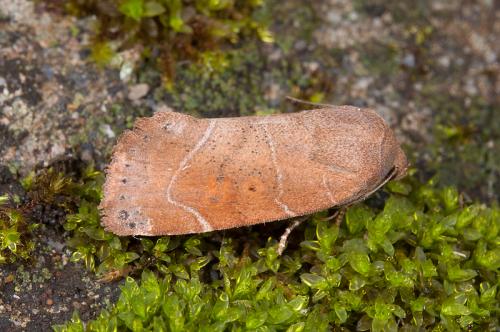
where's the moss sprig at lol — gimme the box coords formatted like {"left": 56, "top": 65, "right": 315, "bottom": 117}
{"left": 0, "top": 194, "right": 38, "bottom": 264}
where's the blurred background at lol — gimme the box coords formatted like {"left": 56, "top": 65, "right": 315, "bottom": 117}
{"left": 0, "top": 0, "right": 498, "bottom": 203}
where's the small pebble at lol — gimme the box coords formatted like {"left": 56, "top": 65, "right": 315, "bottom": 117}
{"left": 120, "top": 62, "right": 134, "bottom": 82}
{"left": 100, "top": 124, "right": 116, "bottom": 138}
{"left": 402, "top": 53, "right": 416, "bottom": 68}
{"left": 128, "top": 83, "right": 149, "bottom": 101}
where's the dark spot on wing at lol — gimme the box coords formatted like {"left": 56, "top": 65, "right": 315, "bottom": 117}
{"left": 118, "top": 210, "right": 129, "bottom": 220}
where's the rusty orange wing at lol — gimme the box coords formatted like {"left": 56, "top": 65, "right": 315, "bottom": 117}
{"left": 100, "top": 106, "right": 407, "bottom": 236}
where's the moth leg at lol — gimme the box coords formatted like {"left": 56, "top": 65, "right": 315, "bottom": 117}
{"left": 335, "top": 208, "right": 346, "bottom": 226}
{"left": 277, "top": 216, "right": 309, "bottom": 256}
{"left": 318, "top": 209, "right": 340, "bottom": 222}
{"left": 317, "top": 209, "right": 345, "bottom": 226}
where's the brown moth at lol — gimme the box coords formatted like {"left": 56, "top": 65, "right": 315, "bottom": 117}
{"left": 100, "top": 106, "right": 408, "bottom": 236}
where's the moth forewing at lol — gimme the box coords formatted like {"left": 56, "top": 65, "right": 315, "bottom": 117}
{"left": 100, "top": 106, "right": 408, "bottom": 236}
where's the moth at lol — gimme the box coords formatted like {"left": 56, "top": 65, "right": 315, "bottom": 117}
{"left": 100, "top": 106, "right": 408, "bottom": 236}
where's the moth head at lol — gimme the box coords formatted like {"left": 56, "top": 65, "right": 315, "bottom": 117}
{"left": 393, "top": 146, "right": 409, "bottom": 180}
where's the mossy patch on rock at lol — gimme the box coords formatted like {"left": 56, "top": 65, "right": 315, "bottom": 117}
{"left": 54, "top": 169, "right": 500, "bottom": 331}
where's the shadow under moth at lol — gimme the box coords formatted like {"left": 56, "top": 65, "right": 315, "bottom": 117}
{"left": 100, "top": 106, "right": 408, "bottom": 238}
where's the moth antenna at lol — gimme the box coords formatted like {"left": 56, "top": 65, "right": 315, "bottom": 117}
{"left": 285, "top": 96, "right": 333, "bottom": 109}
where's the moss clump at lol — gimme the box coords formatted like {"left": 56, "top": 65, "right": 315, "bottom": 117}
{"left": 41, "top": 0, "right": 272, "bottom": 79}
{"left": 422, "top": 95, "right": 500, "bottom": 203}
{"left": 0, "top": 165, "right": 105, "bottom": 264}
{"left": 0, "top": 194, "right": 37, "bottom": 264}
{"left": 162, "top": 45, "right": 336, "bottom": 118}
{"left": 54, "top": 172, "right": 499, "bottom": 331}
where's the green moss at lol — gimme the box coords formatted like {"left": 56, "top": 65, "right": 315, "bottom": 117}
{"left": 54, "top": 172, "right": 499, "bottom": 331}
{"left": 42, "top": 0, "right": 273, "bottom": 80}
{"left": 161, "top": 44, "right": 336, "bottom": 118}
{"left": 421, "top": 94, "right": 499, "bottom": 203}
{"left": 0, "top": 165, "right": 108, "bottom": 265}
{"left": 0, "top": 194, "right": 37, "bottom": 264}
{"left": 359, "top": 42, "right": 400, "bottom": 76}
{"left": 166, "top": 48, "right": 272, "bottom": 118}
{"left": 353, "top": 0, "right": 430, "bottom": 23}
